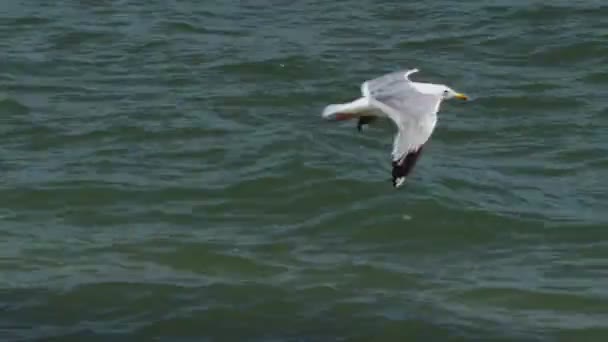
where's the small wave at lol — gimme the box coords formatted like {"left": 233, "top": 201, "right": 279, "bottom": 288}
{"left": 212, "top": 55, "right": 329, "bottom": 80}
{"left": 49, "top": 28, "right": 120, "bottom": 50}
{"left": 528, "top": 40, "right": 607, "bottom": 66}
{"left": 507, "top": 3, "right": 608, "bottom": 22}
{"left": 582, "top": 71, "right": 608, "bottom": 85}
{"left": 163, "top": 20, "right": 206, "bottom": 34}
{"left": 474, "top": 94, "right": 585, "bottom": 111}
{"left": 8, "top": 16, "right": 51, "bottom": 26}
{"left": 0, "top": 97, "right": 29, "bottom": 115}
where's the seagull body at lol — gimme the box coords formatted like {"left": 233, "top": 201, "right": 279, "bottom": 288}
{"left": 322, "top": 69, "right": 468, "bottom": 188}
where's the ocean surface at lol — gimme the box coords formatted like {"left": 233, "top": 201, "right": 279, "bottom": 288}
{"left": 1, "top": 1, "right": 607, "bottom": 341}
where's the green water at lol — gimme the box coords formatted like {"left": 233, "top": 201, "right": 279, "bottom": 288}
{"left": 1, "top": 1, "right": 607, "bottom": 341}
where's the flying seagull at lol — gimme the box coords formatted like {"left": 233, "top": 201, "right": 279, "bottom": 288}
{"left": 321, "top": 68, "right": 468, "bottom": 188}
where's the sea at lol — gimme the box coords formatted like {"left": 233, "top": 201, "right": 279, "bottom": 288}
{"left": 1, "top": 1, "right": 607, "bottom": 341}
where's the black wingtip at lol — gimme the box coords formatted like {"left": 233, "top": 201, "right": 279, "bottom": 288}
{"left": 391, "top": 147, "right": 425, "bottom": 188}
{"left": 392, "top": 176, "right": 406, "bottom": 188}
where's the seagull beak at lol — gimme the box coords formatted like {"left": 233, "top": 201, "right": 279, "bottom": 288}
{"left": 454, "top": 93, "right": 468, "bottom": 100}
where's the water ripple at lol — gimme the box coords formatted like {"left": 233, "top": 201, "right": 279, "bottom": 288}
{"left": 1, "top": 0, "right": 607, "bottom": 340}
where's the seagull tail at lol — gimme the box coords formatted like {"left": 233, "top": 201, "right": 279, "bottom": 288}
{"left": 321, "top": 97, "right": 371, "bottom": 121}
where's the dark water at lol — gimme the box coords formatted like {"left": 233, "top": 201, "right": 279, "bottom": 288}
{"left": 1, "top": 1, "right": 607, "bottom": 341}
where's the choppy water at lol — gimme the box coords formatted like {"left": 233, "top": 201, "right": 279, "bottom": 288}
{"left": 1, "top": 1, "right": 607, "bottom": 341}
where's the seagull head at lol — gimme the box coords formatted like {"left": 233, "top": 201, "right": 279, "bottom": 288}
{"left": 411, "top": 82, "right": 468, "bottom": 101}
{"left": 442, "top": 86, "right": 468, "bottom": 101}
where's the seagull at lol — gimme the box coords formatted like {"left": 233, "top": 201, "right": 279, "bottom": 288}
{"left": 321, "top": 68, "right": 468, "bottom": 188}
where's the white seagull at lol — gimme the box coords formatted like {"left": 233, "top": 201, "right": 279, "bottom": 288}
{"left": 322, "top": 68, "right": 468, "bottom": 188}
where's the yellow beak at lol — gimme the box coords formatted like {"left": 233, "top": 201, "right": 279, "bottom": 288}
{"left": 454, "top": 93, "right": 468, "bottom": 100}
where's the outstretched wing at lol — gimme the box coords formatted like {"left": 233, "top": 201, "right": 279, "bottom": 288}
{"left": 361, "top": 68, "right": 420, "bottom": 98}
{"left": 362, "top": 69, "right": 442, "bottom": 187}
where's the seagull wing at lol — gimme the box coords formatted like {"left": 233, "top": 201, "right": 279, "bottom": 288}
{"left": 361, "top": 70, "right": 442, "bottom": 187}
